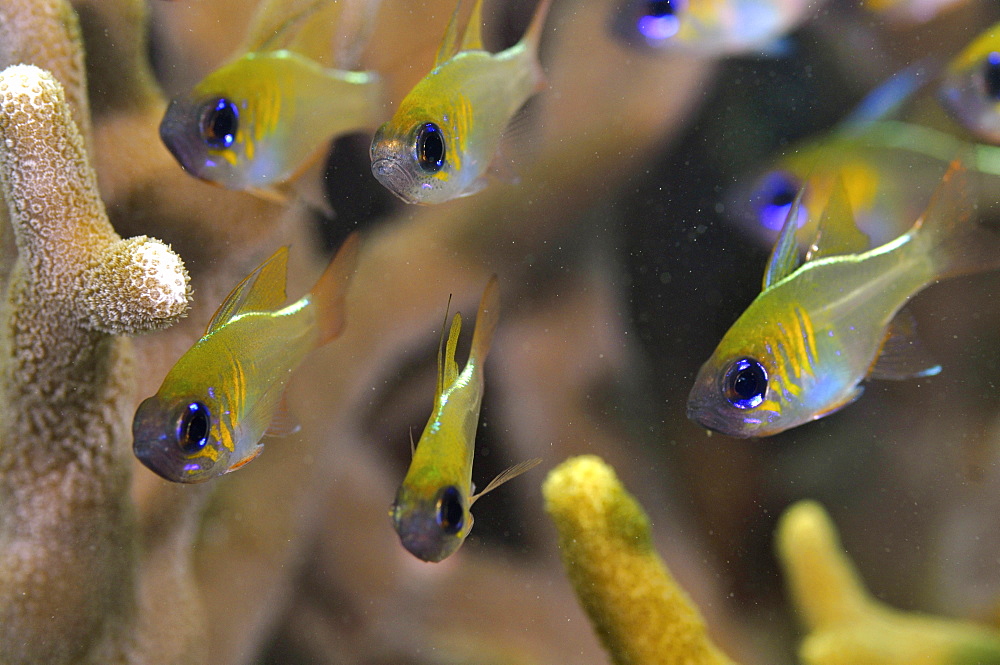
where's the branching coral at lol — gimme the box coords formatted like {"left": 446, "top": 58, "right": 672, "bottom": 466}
{"left": 543, "top": 454, "right": 737, "bottom": 665}
{"left": 0, "top": 63, "right": 189, "bottom": 664}
{"left": 777, "top": 500, "right": 1000, "bottom": 665}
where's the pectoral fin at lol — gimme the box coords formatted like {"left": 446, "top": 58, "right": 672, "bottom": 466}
{"left": 868, "top": 308, "right": 941, "bottom": 380}
{"left": 470, "top": 457, "right": 542, "bottom": 505}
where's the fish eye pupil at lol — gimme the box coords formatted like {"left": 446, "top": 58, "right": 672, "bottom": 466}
{"left": 177, "top": 402, "right": 211, "bottom": 454}
{"left": 724, "top": 358, "right": 767, "bottom": 409}
{"left": 983, "top": 52, "right": 1000, "bottom": 101}
{"left": 200, "top": 98, "right": 238, "bottom": 149}
{"left": 415, "top": 122, "right": 445, "bottom": 173}
{"left": 645, "top": 0, "right": 677, "bottom": 17}
{"left": 436, "top": 486, "right": 464, "bottom": 535}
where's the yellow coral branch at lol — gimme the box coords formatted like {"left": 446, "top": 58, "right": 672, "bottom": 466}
{"left": 543, "top": 454, "right": 737, "bottom": 665}
{"left": 777, "top": 500, "right": 1000, "bottom": 665}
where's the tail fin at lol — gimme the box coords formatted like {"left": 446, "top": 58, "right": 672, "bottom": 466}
{"left": 468, "top": 275, "right": 500, "bottom": 369}
{"left": 310, "top": 232, "right": 360, "bottom": 347}
{"left": 915, "top": 161, "right": 1000, "bottom": 281}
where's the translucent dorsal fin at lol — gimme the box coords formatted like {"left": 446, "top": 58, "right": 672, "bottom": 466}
{"left": 434, "top": 295, "right": 453, "bottom": 403}
{"left": 470, "top": 457, "right": 542, "bottom": 505}
{"left": 460, "top": 0, "right": 485, "bottom": 51}
{"left": 868, "top": 307, "right": 942, "bottom": 380}
{"left": 434, "top": 0, "right": 464, "bottom": 66}
{"left": 206, "top": 247, "right": 289, "bottom": 334}
{"left": 442, "top": 313, "right": 463, "bottom": 390}
{"left": 806, "top": 177, "right": 870, "bottom": 262}
{"left": 763, "top": 185, "right": 806, "bottom": 290}
{"left": 244, "top": 0, "right": 329, "bottom": 53}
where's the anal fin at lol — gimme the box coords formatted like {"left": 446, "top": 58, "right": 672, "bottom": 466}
{"left": 869, "top": 307, "right": 942, "bottom": 380}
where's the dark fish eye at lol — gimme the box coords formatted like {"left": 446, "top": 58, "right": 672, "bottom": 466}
{"left": 199, "top": 98, "right": 239, "bottom": 150}
{"left": 754, "top": 170, "right": 802, "bottom": 231}
{"left": 176, "top": 401, "right": 211, "bottom": 454}
{"left": 414, "top": 122, "right": 445, "bottom": 173}
{"left": 982, "top": 52, "right": 1000, "bottom": 101}
{"left": 723, "top": 358, "right": 768, "bottom": 409}
{"left": 636, "top": 0, "right": 684, "bottom": 40}
{"left": 435, "top": 485, "right": 464, "bottom": 535}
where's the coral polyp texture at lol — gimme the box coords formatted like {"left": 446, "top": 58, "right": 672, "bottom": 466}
{"left": 543, "top": 454, "right": 737, "bottom": 665}
{"left": 776, "top": 500, "right": 1000, "bottom": 665}
{"left": 0, "top": 63, "right": 190, "bottom": 664}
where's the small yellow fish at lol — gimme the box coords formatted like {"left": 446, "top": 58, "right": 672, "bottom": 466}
{"left": 610, "top": 0, "right": 822, "bottom": 55}
{"left": 391, "top": 277, "right": 541, "bottom": 562}
{"left": 133, "top": 234, "right": 360, "bottom": 482}
{"left": 689, "top": 163, "right": 1000, "bottom": 438}
{"left": 370, "top": 0, "right": 551, "bottom": 205}
{"left": 160, "top": 0, "right": 382, "bottom": 192}
{"left": 940, "top": 21, "right": 1000, "bottom": 146}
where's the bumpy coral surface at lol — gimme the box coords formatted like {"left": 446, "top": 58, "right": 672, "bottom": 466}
{"left": 0, "top": 63, "right": 190, "bottom": 665}
{"left": 543, "top": 454, "right": 737, "bottom": 665}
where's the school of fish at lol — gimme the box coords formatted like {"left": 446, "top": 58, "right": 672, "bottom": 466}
{"left": 137, "top": 0, "right": 1000, "bottom": 574}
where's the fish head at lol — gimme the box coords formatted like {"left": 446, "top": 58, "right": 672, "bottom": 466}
{"left": 370, "top": 115, "right": 462, "bottom": 205}
{"left": 133, "top": 394, "right": 233, "bottom": 483}
{"left": 687, "top": 353, "right": 786, "bottom": 438}
{"left": 390, "top": 483, "right": 470, "bottom": 562}
{"left": 940, "top": 38, "right": 1000, "bottom": 145}
{"left": 160, "top": 57, "right": 285, "bottom": 190}
{"left": 687, "top": 304, "right": 827, "bottom": 438}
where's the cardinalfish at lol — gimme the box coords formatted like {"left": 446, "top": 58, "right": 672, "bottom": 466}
{"left": 689, "top": 163, "right": 1000, "bottom": 438}
{"left": 609, "top": 0, "right": 822, "bottom": 55}
{"left": 737, "top": 63, "right": 1000, "bottom": 249}
{"left": 391, "top": 277, "right": 541, "bottom": 562}
{"left": 133, "top": 234, "right": 360, "bottom": 482}
{"left": 940, "top": 21, "right": 1000, "bottom": 146}
{"left": 370, "top": 0, "right": 551, "bottom": 205}
{"left": 160, "top": 0, "right": 382, "bottom": 195}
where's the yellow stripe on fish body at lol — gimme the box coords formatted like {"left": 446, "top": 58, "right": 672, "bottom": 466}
{"left": 688, "top": 163, "right": 1000, "bottom": 438}
{"left": 370, "top": 0, "right": 551, "bottom": 205}
{"left": 390, "top": 277, "right": 541, "bottom": 563}
{"left": 133, "top": 235, "right": 360, "bottom": 483}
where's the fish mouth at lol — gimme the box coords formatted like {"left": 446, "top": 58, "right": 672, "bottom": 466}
{"left": 159, "top": 97, "right": 214, "bottom": 182}
{"left": 370, "top": 157, "right": 419, "bottom": 204}
{"left": 391, "top": 500, "right": 460, "bottom": 563}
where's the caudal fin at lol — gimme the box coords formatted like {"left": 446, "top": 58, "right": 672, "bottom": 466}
{"left": 469, "top": 275, "right": 500, "bottom": 368}
{"left": 916, "top": 161, "right": 1000, "bottom": 281}
{"left": 520, "top": 0, "right": 552, "bottom": 92}
{"left": 310, "top": 232, "right": 361, "bottom": 347}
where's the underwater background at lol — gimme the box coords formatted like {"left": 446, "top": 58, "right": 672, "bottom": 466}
{"left": 4, "top": 0, "right": 1000, "bottom": 663}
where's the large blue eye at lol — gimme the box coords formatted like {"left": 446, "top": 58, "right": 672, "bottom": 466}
{"left": 435, "top": 485, "right": 464, "bottom": 534}
{"left": 636, "top": 0, "right": 683, "bottom": 41}
{"left": 983, "top": 52, "right": 1000, "bottom": 101}
{"left": 754, "top": 171, "right": 802, "bottom": 231}
{"left": 723, "top": 358, "right": 768, "bottom": 409}
{"left": 414, "top": 123, "right": 445, "bottom": 173}
{"left": 176, "top": 401, "right": 211, "bottom": 454}
{"left": 199, "top": 98, "right": 238, "bottom": 149}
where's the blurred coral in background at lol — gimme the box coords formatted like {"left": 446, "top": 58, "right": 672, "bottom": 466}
{"left": 1, "top": 0, "right": 1000, "bottom": 663}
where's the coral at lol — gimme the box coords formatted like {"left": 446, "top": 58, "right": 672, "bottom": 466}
{"left": 777, "top": 500, "right": 1000, "bottom": 665}
{"left": 0, "top": 63, "right": 189, "bottom": 664}
{"left": 543, "top": 454, "right": 737, "bottom": 665}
